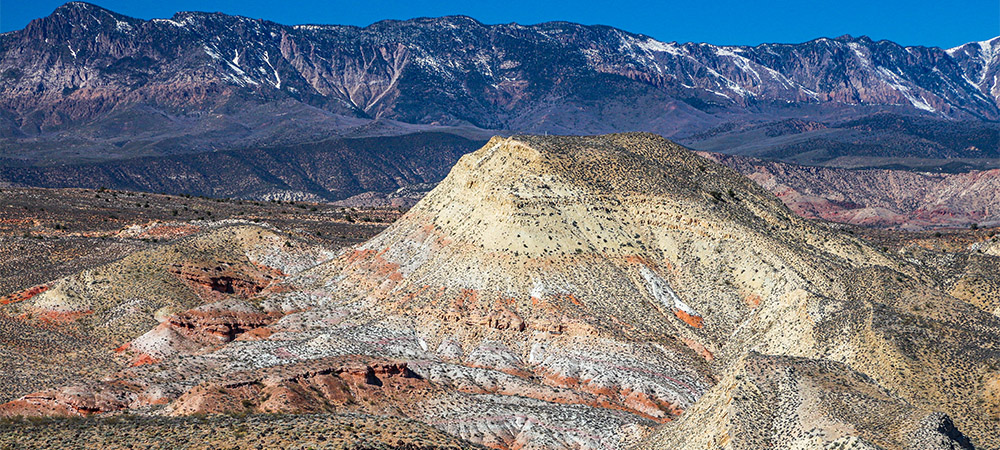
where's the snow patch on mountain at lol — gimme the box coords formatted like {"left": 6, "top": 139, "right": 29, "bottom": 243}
{"left": 635, "top": 38, "right": 683, "bottom": 56}
{"left": 262, "top": 51, "right": 281, "bottom": 89}
{"left": 152, "top": 18, "right": 183, "bottom": 27}
{"left": 875, "top": 67, "right": 936, "bottom": 112}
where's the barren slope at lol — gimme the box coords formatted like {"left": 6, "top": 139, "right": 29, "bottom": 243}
{"left": 1, "top": 134, "right": 997, "bottom": 449}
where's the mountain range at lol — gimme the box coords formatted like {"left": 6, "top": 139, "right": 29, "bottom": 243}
{"left": 2, "top": 2, "right": 999, "bottom": 185}
{"left": 3, "top": 4, "right": 1000, "bottom": 448}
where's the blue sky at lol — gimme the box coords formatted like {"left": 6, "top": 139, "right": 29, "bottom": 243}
{"left": 2, "top": 0, "right": 998, "bottom": 48}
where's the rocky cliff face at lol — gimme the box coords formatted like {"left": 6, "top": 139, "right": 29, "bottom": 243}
{"left": 4, "top": 134, "right": 998, "bottom": 449}
{"left": 2, "top": 2, "right": 999, "bottom": 170}
{"left": 949, "top": 37, "right": 1000, "bottom": 110}
{"left": 5, "top": 2, "right": 998, "bottom": 128}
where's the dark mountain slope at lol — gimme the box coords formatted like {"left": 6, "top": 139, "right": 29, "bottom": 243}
{"left": 0, "top": 133, "right": 484, "bottom": 201}
{"left": 682, "top": 113, "right": 1000, "bottom": 169}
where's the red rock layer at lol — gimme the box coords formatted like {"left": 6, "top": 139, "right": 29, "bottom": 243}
{"left": 168, "top": 262, "right": 285, "bottom": 300}
{"left": 0, "top": 284, "right": 49, "bottom": 305}
{"left": 167, "top": 308, "right": 283, "bottom": 344}
{"left": 170, "top": 356, "right": 431, "bottom": 416}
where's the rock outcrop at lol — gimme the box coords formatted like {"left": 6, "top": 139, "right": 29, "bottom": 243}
{"left": 168, "top": 356, "right": 429, "bottom": 416}
{"left": 3, "top": 223, "right": 332, "bottom": 343}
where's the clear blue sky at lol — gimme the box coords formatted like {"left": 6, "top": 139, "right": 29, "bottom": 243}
{"left": 2, "top": 0, "right": 998, "bottom": 48}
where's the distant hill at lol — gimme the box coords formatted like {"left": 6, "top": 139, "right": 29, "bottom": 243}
{"left": 0, "top": 133, "right": 485, "bottom": 201}
{"left": 703, "top": 151, "right": 1000, "bottom": 229}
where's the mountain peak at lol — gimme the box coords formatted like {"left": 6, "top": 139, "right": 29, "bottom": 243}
{"left": 3, "top": 2, "right": 1000, "bottom": 160}
{"left": 832, "top": 33, "right": 873, "bottom": 43}
{"left": 452, "top": 133, "right": 715, "bottom": 198}
{"left": 370, "top": 14, "right": 484, "bottom": 29}
{"left": 50, "top": 1, "right": 127, "bottom": 19}
{"left": 54, "top": 1, "right": 102, "bottom": 12}
{"left": 31, "top": 1, "right": 140, "bottom": 37}
{"left": 425, "top": 14, "right": 482, "bottom": 24}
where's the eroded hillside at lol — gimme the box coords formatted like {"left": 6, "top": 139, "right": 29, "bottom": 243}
{"left": 1, "top": 134, "right": 998, "bottom": 449}
{"left": 0, "top": 188, "right": 396, "bottom": 403}
{"left": 705, "top": 151, "right": 1000, "bottom": 229}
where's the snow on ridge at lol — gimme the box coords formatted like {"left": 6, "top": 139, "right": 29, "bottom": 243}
{"left": 945, "top": 37, "right": 1000, "bottom": 95}
{"left": 758, "top": 63, "right": 796, "bottom": 90}
{"left": 715, "top": 47, "right": 763, "bottom": 83}
{"left": 707, "top": 89, "right": 732, "bottom": 100}
{"left": 152, "top": 18, "right": 183, "bottom": 27}
{"left": 701, "top": 64, "right": 754, "bottom": 98}
{"left": 115, "top": 19, "right": 133, "bottom": 33}
{"left": 474, "top": 52, "right": 495, "bottom": 79}
{"left": 875, "top": 66, "right": 936, "bottom": 113}
{"left": 978, "top": 37, "right": 1000, "bottom": 55}
{"left": 932, "top": 66, "right": 993, "bottom": 103}
{"left": 973, "top": 39, "right": 1000, "bottom": 88}
{"left": 203, "top": 44, "right": 261, "bottom": 87}
{"left": 202, "top": 44, "right": 222, "bottom": 61}
{"left": 799, "top": 86, "right": 820, "bottom": 100}
{"left": 947, "top": 36, "right": 1000, "bottom": 57}
{"left": 713, "top": 47, "right": 732, "bottom": 57}
{"left": 635, "top": 38, "right": 683, "bottom": 56}
{"left": 262, "top": 51, "right": 281, "bottom": 89}
{"left": 960, "top": 73, "right": 984, "bottom": 91}
{"left": 847, "top": 42, "right": 869, "bottom": 67}
{"left": 293, "top": 24, "right": 336, "bottom": 31}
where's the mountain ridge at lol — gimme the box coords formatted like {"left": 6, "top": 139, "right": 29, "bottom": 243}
{"left": 3, "top": 2, "right": 1000, "bottom": 201}
{"left": 4, "top": 2, "right": 1000, "bottom": 135}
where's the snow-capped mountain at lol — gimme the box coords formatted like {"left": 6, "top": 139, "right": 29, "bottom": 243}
{"left": 948, "top": 37, "right": 1000, "bottom": 109}
{"left": 1, "top": 2, "right": 999, "bottom": 175}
